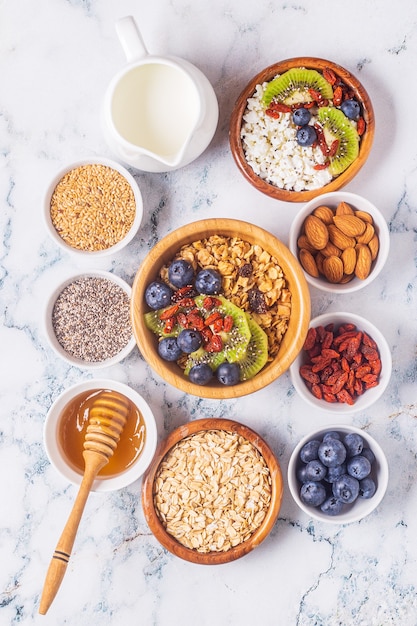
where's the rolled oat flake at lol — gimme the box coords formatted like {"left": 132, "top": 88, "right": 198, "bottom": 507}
{"left": 52, "top": 276, "right": 132, "bottom": 362}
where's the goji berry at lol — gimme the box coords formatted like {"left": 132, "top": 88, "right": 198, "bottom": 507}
{"left": 311, "top": 384, "right": 323, "bottom": 399}
{"left": 163, "top": 317, "right": 176, "bottom": 333}
{"left": 303, "top": 327, "right": 317, "bottom": 351}
{"left": 205, "top": 311, "right": 222, "bottom": 326}
{"left": 223, "top": 315, "right": 234, "bottom": 332}
{"left": 213, "top": 318, "right": 223, "bottom": 333}
{"left": 159, "top": 304, "right": 179, "bottom": 320}
{"left": 300, "top": 365, "right": 320, "bottom": 384}
{"left": 205, "top": 335, "right": 223, "bottom": 352}
{"left": 336, "top": 389, "right": 354, "bottom": 405}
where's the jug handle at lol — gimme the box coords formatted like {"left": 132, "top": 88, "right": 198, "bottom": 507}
{"left": 115, "top": 16, "right": 149, "bottom": 62}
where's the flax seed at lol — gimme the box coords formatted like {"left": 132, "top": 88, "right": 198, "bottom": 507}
{"left": 50, "top": 164, "right": 136, "bottom": 251}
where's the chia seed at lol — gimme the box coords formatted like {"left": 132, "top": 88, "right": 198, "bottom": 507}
{"left": 52, "top": 276, "right": 132, "bottom": 362}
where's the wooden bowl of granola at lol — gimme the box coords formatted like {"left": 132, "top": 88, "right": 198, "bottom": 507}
{"left": 142, "top": 418, "right": 283, "bottom": 564}
{"left": 130, "top": 218, "right": 310, "bottom": 398}
{"left": 229, "top": 57, "right": 375, "bottom": 202}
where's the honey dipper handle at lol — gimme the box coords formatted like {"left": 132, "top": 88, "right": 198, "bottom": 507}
{"left": 39, "top": 452, "right": 107, "bottom": 615}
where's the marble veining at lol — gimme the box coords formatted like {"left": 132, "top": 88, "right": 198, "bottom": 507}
{"left": 2, "top": 0, "right": 417, "bottom": 624}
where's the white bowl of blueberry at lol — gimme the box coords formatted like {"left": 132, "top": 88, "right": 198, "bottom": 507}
{"left": 130, "top": 218, "right": 310, "bottom": 398}
{"left": 287, "top": 424, "right": 388, "bottom": 524}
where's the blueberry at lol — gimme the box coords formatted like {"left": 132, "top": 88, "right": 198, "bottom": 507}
{"left": 157, "top": 337, "right": 182, "bottom": 362}
{"left": 347, "top": 455, "right": 371, "bottom": 480}
{"left": 188, "top": 363, "right": 214, "bottom": 385}
{"left": 300, "top": 439, "right": 321, "bottom": 463}
{"left": 216, "top": 362, "right": 240, "bottom": 386}
{"left": 343, "top": 432, "right": 364, "bottom": 457}
{"left": 292, "top": 107, "right": 311, "bottom": 126}
{"left": 145, "top": 281, "right": 173, "bottom": 310}
{"left": 296, "top": 125, "right": 317, "bottom": 147}
{"left": 340, "top": 98, "right": 361, "bottom": 120}
{"left": 359, "top": 477, "right": 376, "bottom": 499}
{"left": 300, "top": 481, "right": 327, "bottom": 507}
{"left": 305, "top": 459, "right": 327, "bottom": 482}
{"left": 297, "top": 465, "right": 308, "bottom": 483}
{"left": 318, "top": 438, "right": 347, "bottom": 468}
{"left": 177, "top": 329, "right": 202, "bottom": 353}
{"left": 168, "top": 259, "right": 195, "bottom": 288}
{"left": 332, "top": 474, "right": 360, "bottom": 504}
{"left": 324, "top": 463, "right": 346, "bottom": 484}
{"left": 195, "top": 268, "right": 222, "bottom": 295}
{"left": 323, "top": 431, "right": 341, "bottom": 442}
{"left": 361, "top": 447, "right": 376, "bottom": 465}
{"left": 320, "top": 496, "right": 344, "bottom": 516}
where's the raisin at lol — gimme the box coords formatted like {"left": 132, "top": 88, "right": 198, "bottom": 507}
{"left": 238, "top": 263, "right": 253, "bottom": 277}
{"left": 248, "top": 288, "right": 267, "bottom": 314}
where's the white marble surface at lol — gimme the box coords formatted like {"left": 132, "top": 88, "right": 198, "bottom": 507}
{"left": 2, "top": 0, "right": 417, "bottom": 624}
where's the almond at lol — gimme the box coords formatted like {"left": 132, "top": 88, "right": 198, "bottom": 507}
{"left": 299, "top": 248, "right": 319, "bottom": 277}
{"left": 313, "top": 205, "right": 334, "bottom": 225}
{"left": 341, "top": 246, "right": 356, "bottom": 274}
{"left": 335, "top": 201, "right": 354, "bottom": 215}
{"left": 354, "top": 210, "right": 374, "bottom": 224}
{"left": 327, "top": 224, "right": 356, "bottom": 250}
{"left": 356, "top": 222, "right": 375, "bottom": 244}
{"left": 304, "top": 215, "right": 329, "bottom": 250}
{"left": 368, "top": 234, "right": 380, "bottom": 261}
{"left": 355, "top": 243, "right": 372, "bottom": 280}
{"left": 333, "top": 214, "right": 367, "bottom": 237}
{"left": 315, "top": 251, "right": 325, "bottom": 276}
{"left": 323, "top": 255, "right": 344, "bottom": 283}
{"left": 321, "top": 241, "right": 342, "bottom": 258}
{"left": 297, "top": 234, "right": 316, "bottom": 254}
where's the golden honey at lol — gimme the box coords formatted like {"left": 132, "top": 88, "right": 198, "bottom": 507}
{"left": 58, "top": 389, "right": 146, "bottom": 478}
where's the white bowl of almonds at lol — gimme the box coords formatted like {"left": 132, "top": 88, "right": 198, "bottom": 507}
{"left": 142, "top": 418, "right": 283, "bottom": 563}
{"left": 43, "top": 157, "right": 143, "bottom": 259}
{"left": 288, "top": 192, "right": 390, "bottom": 293}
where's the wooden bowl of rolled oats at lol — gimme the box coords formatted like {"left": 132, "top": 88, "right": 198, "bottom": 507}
{"left": 43, "top": 157, "right": 143, "bottom": 259}
{"left": 142, "top": 418, "right": 283, "bottom": 563}
{"left": 131, "top": 218, "right": 310, "bottom": 398}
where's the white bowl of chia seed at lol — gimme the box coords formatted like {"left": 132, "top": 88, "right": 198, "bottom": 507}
{"left": 43, "top": 157, "right": 143, "bottom": 259}
{"left": 44, "top": 270, "right": 136, "bottom": 368}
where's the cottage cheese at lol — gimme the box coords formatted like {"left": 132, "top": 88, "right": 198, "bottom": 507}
{"left": 241, "top": 82, "right": 332, "bottom": 192}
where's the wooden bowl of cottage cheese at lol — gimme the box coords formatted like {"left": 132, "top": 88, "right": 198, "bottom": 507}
{"left": 229, "top": 57, "right": 374, "bottom": 202}
{"left": 142, "top": 418, "right": 283, "bottom": 564}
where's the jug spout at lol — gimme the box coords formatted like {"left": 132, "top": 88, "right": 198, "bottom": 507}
{"left": 116, "top": 16, "right": 149, "bottom": 62}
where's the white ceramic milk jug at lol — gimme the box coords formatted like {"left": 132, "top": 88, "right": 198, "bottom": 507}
{"left": 102, "top": 16, "right": 219, "bottom": 173}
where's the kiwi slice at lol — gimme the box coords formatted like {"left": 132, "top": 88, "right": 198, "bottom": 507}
{"left": 238, "top": 314, "right": 269, "bottom": 381}
{"left": 184, "top": 295, "right": 251, "bottom": 375}
{"left": 317, "top": 107, "right": 359, "bottom": 176}
{"left": 262, "top": 68, "right": 334, "bottom": 107}
{"left": 144, "top": 307, "right": 181, "bottom": 337}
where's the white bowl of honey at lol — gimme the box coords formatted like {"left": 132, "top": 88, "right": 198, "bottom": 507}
{"left": 43, "top": 379, "right": 158, "bottom": 491}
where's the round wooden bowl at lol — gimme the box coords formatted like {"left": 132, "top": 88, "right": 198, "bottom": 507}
{"left": 142, "top": 418, "right": 283, "bottom": 564}
{"left": 130, "top": 218, "right": 310, "bottom": 398}
{"left": 229, "top": 57, "right": 375, "bottom": 203}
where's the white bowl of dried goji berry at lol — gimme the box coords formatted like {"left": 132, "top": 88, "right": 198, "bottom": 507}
{"left": 290, "top": 311, "right": 392, "bottom": 414}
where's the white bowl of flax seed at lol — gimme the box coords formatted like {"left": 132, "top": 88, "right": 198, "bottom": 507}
{"left": 44, "top": 270, "right": 136, "bottom": 368}
{"left": 43, "top": 157, "right": 143, "bottom": 258}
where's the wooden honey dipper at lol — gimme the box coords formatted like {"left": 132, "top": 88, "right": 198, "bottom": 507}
{"left": 39, "top": 390, "right": 130, "bottom": 615}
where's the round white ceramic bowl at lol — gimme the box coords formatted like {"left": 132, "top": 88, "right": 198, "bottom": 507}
{"left": 43, "top": 379, "right": 158, "bottom": 492}
{"left": 43, "top": 157, "right": 143, "bottom": 259}
{"left": 288, "top": 424, "right": 389, "bottom": 524}
{"left": 44, "top": 270, "right": 136, "bottom": 369}
{"left": 288, "top": 191, "right": 390, "bottom": 294}
{"left": 289, "top": 311, "right": 392, "bottom": 415}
